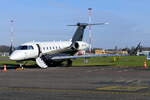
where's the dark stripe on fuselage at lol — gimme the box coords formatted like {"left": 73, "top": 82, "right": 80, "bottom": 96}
{"left": 36, "top": 44, "right": 41, "bottom": 57}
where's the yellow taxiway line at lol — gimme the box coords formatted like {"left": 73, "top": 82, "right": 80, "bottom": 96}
{"left": 0, "top": 87, "right": 149, "bottom": 96}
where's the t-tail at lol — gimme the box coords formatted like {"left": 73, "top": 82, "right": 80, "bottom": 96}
{"left": 69, "top": 22, "right": 108, "bottom": 43}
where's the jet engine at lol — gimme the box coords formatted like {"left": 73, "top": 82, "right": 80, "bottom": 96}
{"left": 72, "top": 41, "right": 89, "bottom": 50}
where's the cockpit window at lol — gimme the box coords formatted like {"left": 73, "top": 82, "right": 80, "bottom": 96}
{"left": 28, "top": 46, "right": 34, "bottom": 50}
{"left": 16, "top": 45, "right": 34, "bottom": 50}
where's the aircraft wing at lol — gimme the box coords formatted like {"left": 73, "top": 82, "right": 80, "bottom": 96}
{"left": 51, "top": 54, "right": 128, "bottom": 60}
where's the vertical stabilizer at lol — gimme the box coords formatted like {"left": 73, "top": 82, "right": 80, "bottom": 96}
{"left": 71, "top": 23, "right": 87, "bottom": 43}
{"left": 69, "top": 23, "right": 107, "bottom": 43}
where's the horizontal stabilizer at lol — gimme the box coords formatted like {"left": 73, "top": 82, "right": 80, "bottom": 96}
{"left": 68, "top": 22, "right": 109, "bottom": 26}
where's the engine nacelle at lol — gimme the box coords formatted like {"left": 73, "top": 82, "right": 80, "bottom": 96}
{"left": 72, "top": 41, "right": 89, "bottom": 50}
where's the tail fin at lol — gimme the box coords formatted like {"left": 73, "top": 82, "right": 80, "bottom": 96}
{"left": 68, "top": 22, "right": 108, "bottom": 43}
{"left": 71, "top": 23, "right": 87, "bottom": 43}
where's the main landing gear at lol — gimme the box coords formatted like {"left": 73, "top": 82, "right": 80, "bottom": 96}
{"left": 66, "top": 59, "right": 72, "bottom": 67}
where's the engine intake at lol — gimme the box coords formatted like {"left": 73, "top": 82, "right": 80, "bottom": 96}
{"left": 72, "top": 41, "right": 89, "bottom": 50}
{"left": 74, "top": 42, "right": 79, "bottom": 49}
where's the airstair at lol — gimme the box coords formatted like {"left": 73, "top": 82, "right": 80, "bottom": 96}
{"left": 36, "top": 57, "right": 48, "bottom": 68}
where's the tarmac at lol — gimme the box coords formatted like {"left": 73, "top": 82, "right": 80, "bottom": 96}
{"left": 0, "top": 66, "right": 150, "bottom": 100}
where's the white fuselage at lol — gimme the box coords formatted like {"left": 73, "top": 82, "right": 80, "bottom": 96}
{"left": 9, "top": 41, "right": 89, "bottom": 61}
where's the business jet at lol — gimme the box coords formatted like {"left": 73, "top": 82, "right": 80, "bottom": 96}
{"left": 9, "top": 22, "right": 125, "bottom": 68}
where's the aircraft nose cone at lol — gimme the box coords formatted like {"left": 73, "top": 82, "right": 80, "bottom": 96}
{"left": 9, "top": 51, "right": 25, "bottom": 61}
{"left": 9, "top": 54, "right": 17, "bottom": 60}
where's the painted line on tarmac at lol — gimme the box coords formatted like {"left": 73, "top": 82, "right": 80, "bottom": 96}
{"left": 96, "top": 86, "right": 148, "bottom": 92}
{"left": 0, "top": 87, "right": 150, "bottom": 96}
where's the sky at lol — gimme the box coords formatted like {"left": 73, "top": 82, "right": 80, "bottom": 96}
{"left": 0, "top": 0, "right": 150, "bottom": 49}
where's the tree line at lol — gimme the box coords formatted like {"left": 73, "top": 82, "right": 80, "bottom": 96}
{"left": 0, "top": 45, "right": 10, "bottom": 52}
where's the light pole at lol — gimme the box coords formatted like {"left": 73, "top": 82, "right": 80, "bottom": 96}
{"left": 88, "top": 8, "right": 92, "bottom": 53}
{"left": 10, "top": 19, "right": 14, "bottom": 47}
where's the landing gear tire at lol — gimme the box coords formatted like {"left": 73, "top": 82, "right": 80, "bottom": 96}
{"left": 66, "top": 59, "right": 72, "bottom": 67}
{"left": 47, "top": 61, "right": 63, "bottom": 67}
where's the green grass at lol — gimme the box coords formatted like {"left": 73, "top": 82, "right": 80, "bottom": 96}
{"left": 113, "top": 56, "right": 147, "bottom": 67}
{"left": 72, "top": 56, "right": 148, "bottom": 67}
{"left": 0, "top": 56, "right": 36, "bottom": 66}
{"left": 0, "top": 60, "right": 19, "bottom": 65}
{"left": 0, "top": 56, "right": 149, "bottom": 67}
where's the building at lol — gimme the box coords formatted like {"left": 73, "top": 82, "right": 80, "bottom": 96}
{"left": 95, "top": 50, "right": 106, "bottom": 54}
{"left": 137, "top": 47, "right": 150, "bottom": 56}
{"left": 0, "top": 52, "right": 9, "bottom": 56}
{"left": 95, "top": 49, "right": 128, "bottom": 55}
